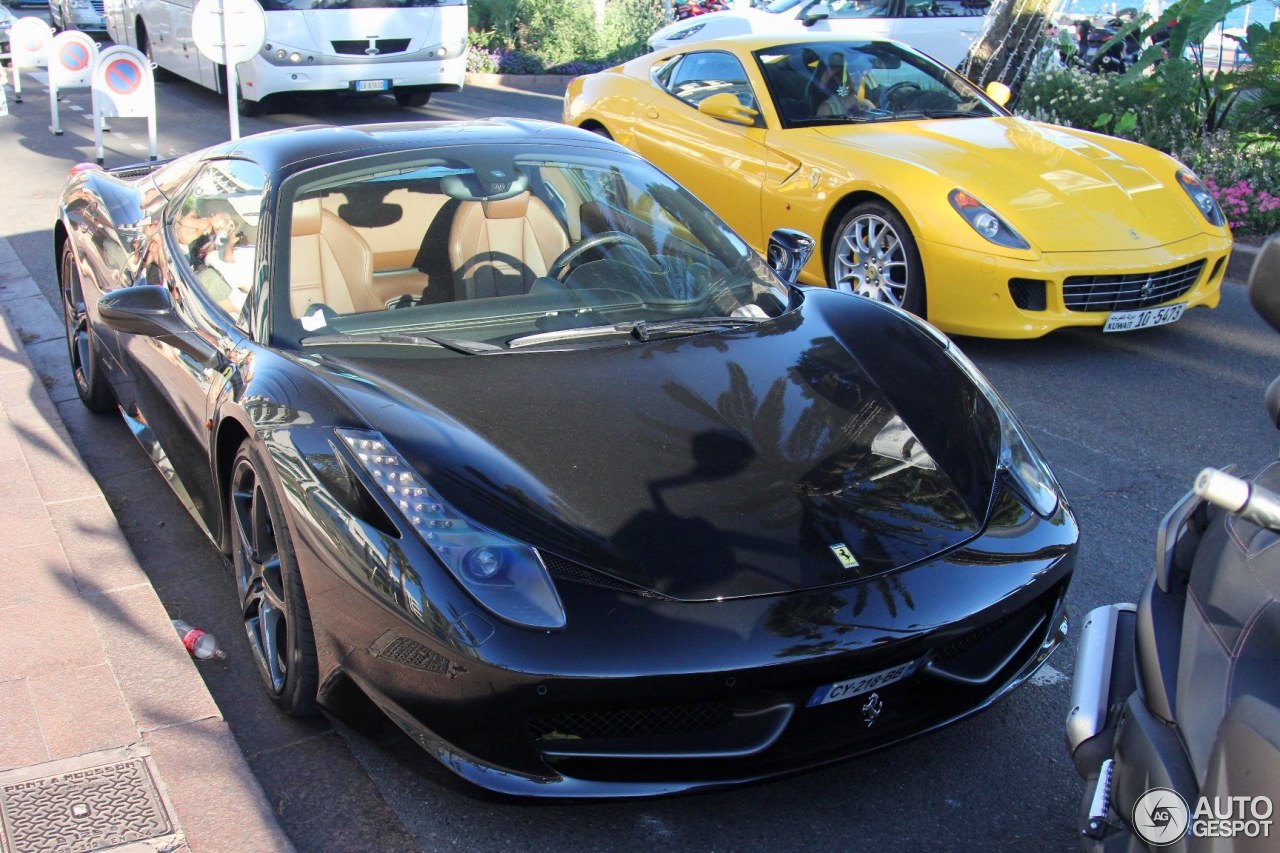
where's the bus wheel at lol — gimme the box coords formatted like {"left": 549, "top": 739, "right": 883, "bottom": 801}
{"left": 238, "top": 88, "right": 265, "bottom": 117}
{"left": 394, "top": 88, "right": 431, "bottom": 108}
{"left": 137, "top": 22, "right": 174, "bottom": 82}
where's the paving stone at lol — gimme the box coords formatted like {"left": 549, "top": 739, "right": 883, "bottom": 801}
{"left": 47, "top": 495, "right": 150, "bottom": 594}
{"left": 15, "top": 415, "right": 101, "bottom": 504}
{"left": 146, "top": 719, "right": 291, "bottom": 853}
{"left": 0, "top": 598, "right": 106, "bottom": 682}
{"left": 0, "top": 679, "right": 49, "bottom": 773}
{"left": 28, "top": 663, "right": 140, "bottom": 761}
{"left": 88, "top": 585, "right": 220, "bottom": 732}
{"left": 0, "top": 540, "right": 79, "bottom": 610}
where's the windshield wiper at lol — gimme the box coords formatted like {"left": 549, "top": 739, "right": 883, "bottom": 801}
{"left": 300, "top": 331, "right": 500, "bottom": 355}
{"left": 505, "top": 316, "right": 763, "bottom": 349}
{"left": 629, "top": 316, "right": 762, "bottom": 341}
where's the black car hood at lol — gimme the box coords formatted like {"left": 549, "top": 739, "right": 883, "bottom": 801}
{"left": 316, "top": 290, "right": 1002, "bottom": 600}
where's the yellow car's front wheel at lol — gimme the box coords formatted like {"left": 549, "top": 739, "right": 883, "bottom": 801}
{"left": 830, "top": 201, "right": 926, "bottom": 317}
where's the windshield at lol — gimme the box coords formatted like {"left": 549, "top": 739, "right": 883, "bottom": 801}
{"left": 273, "top": 145, "right": 789, "bottom": 351}
{"left": 754, "top": 41, "right": 1001, "bottom": 128}
{"left": 763, "top": 0, "right": 807, "bottom": 11}
{"left": 259, "top": 0, "right": 462, "bottom": 10}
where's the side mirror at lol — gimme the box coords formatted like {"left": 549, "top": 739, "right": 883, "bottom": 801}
{"left": 766, "top": 228, "right": 816, "bottom": 285}
{"left": 698, "top": 93, "right": 759, "bottom": 127}
{"left": 97, "top": 285, "right": 222, "bottom": 367}
{"left": 985, "top": 81, "right": 1012, "bottom": 107}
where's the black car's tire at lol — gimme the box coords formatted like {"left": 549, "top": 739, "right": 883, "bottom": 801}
{"left": 828, "top": 200, "right": 926, "bottom": 317}
{"left": 59, "top": 242, "right": 115, "bottom": 413}
{"left": 393, "top": 88, "right": 430, "bottom": 108}
{"left": 230, "top": 439, "right": 319, "bottom": 715}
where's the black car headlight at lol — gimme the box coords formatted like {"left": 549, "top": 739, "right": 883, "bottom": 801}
{"left": 338, "top": 429, "right": 566, "bottom": 630}
{"left": 940, "top": 344, "right": 1060, "bottom": 517}
{"left": 949, "top": 189, "right": 1030, "bottom": 250}
{"left": 1176, "top": 168, "right": 1226, "bottom": 227}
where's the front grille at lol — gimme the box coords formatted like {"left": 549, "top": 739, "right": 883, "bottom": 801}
{"left": 91, "top": 0, "right": 104, "bottom": 11}
{"left": 331, "top": 38, "right": 412, "bottom": 56}
{"left": 529, "top": 701, "right": 734, "bottom": 741}
{"left": 541, "top": 552, "right": 670, "bottom": 599}
{"left": 933, "top": 605, "right": 1023, "bottom": 664}
{"left": 375, "top": 637, "right": 449, "bottom": 673}
{"left": 1063, "top": 260, "right": 1204, "bottom": 312}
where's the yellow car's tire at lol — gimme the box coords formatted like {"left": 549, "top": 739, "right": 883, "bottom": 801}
{"left": 829, "top": 201, "right": 926, "bottom": 317}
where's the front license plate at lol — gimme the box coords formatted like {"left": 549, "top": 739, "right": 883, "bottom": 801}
{"left": 1103, "top": 302, "right": 1186, "bottom": 333}
{"left": 807, "top": 659, "right": 919, "bottom": 708}
{"left": 353, "top": 79, "right": 391, "bottom": 93}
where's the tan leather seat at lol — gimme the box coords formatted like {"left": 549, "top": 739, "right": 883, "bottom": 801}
{"left": 289, "top": 198, "right": 380, "bottom": 317}
{"left": 449, "top": 193, "right": 569, "bottom": 300}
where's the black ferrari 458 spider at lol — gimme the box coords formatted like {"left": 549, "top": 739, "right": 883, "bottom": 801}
{"left": 55, "top": 119, "right": 1076, "bottom": 797}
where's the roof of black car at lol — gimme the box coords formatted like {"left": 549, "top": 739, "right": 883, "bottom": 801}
{"left": 211, "top": 118, "right": 610, "bottom": 176}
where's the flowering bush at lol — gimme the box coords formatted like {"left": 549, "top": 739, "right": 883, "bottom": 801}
{"left": 544, "top": 59, "right": 616, "bottom": 76}
{"left": 1016, "top": 59, "right": 1203, "bottom": 153}
{"left": 466, "top": 46, "right": 545, "bottom": 75}
{"left": 468, "top": 0, "right": 657, "bottom": 76}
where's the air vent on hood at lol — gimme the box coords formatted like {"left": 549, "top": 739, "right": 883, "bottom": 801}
{"left": 541, "top": 553, "right": 672, "bottom": 600}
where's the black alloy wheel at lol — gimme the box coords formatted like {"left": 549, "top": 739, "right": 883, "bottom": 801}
{"left": 59, "top": 242, "right": 114, "bottom": 412}
{"left": 230, "top": 439, "right": 318, "bottom": 714}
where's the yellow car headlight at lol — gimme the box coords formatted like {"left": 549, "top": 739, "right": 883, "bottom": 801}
{"left": 949, "top": 189, "right": 1030, "bottom": 250}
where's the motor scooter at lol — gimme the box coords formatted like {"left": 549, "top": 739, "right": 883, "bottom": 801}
{"left": 1066, "top": 235, "right": 1280, "bottom": 851}
{"left": 674, "top": 0, "right": 728, "bottom": 21}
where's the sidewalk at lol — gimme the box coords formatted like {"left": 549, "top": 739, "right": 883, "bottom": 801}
{"left": 0, "top": 237, "right": 291, "bottom": 853}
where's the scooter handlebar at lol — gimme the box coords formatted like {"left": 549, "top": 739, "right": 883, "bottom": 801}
{"left": 1195, "top": 468, "right": 1280, "bottom": 532}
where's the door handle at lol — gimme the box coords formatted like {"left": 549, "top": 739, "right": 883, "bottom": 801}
{"left": 644, "top": 107, "right": 659, "bottom": 119}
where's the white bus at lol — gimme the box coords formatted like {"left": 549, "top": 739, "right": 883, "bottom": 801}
{"left": 103, "top": 0, "right": 468, "bottom": 113}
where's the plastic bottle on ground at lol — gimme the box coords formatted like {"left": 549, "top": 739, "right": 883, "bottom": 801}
{"left": 172, "top": 619, "right": 228, "bottom": 660}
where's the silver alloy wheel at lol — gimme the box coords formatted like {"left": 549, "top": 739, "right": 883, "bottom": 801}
{"left": 832, "top": 212, "right": 910, "bottom": 307}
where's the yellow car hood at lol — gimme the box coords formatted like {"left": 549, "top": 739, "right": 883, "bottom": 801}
{"left": 813, "top": 117, "right": 1203, "bottom": 253}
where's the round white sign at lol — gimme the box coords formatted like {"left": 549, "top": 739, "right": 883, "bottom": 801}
{"left": 192, "top": 0, "right": 267, "bottom": 66}
{"left": 10, "top": 17, "right": 54, "bottom": 70}
{"left": 49, "top": 31, "right": 100, "bottom": 89}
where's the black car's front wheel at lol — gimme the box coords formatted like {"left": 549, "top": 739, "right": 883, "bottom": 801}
{"left": 59, "top": 241, "right": 114, "bottom": 413}
{"left": 829, "top": 201, "right": 926, "bottom": 317}
{"left": 230, "top": 439, "right": 318, "bottom": 715}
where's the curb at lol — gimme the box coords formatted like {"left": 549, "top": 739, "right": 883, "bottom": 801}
{"left": 0, "top": 234, "right": 293, "bottom": 853}
{"left": 465, "top": 72, "right": 577, "bottom": 94}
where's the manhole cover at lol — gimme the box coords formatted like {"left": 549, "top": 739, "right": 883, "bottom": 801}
{"left": 0, "top": 758, "right": 171, "bottom": 853}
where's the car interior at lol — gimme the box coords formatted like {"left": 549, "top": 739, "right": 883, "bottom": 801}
{"left": 279, "top": 157, "right": 786, "bottom": 349}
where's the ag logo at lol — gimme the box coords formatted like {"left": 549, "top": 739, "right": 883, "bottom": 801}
{"left": 830, "top": 543, "right": 859, "bottom": 569}
{"left": 1132, "top": 787, "right": 1189, "bottom": 846}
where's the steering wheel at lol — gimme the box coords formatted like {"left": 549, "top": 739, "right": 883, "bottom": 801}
{"left": 881, "top": 81, "right": 922, "bottom": 110}
{"left": 548, "top": 231, "right": 655, "bottom": 282}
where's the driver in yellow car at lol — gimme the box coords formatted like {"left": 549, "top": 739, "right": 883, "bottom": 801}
{"left": 816, "top": 52, "right": 876, "bottom": 117}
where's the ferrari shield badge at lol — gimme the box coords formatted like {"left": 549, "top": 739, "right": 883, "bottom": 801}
{"left": 830, "top": 543, "right": 859, "bottom": 569}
